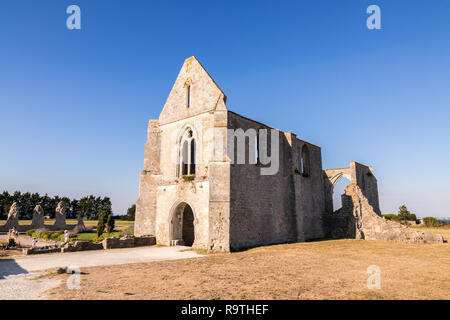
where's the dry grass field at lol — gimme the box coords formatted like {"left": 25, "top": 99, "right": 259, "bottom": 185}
{"left": 42, "top": 227, "right": 449, "bottom": 300}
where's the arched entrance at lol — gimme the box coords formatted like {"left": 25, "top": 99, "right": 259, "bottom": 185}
{"left": 182, "top": 205, "right": 195, "bottom": 246}
{"left": 170, "top": 202, "right": 195, "bottom": 247}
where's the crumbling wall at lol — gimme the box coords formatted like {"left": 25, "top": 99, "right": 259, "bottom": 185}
{"left": 325, "top": 184, "right": 444, "bottom": 243}
{"left": 324, "top": 161, "right": 381, "bottom": 215}
{"left": 4, "top": 203, "right": 19, "bottom": 229}
{"left": 30, "top": 205, "right": 45, "bottom": 229}
{"left": 54, "top": 201, "right": 67, "bottom": 230}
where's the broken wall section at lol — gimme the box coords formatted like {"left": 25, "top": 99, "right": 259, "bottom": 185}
{"left": 324, "top": 161, "right": 380, "bottom": 215}
{"left": 325, "top": 184, "right": 444, "bottom": 243}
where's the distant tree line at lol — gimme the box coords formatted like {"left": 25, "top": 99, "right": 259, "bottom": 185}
{"left": 382, "top": 205, "right": 449, "bottom": 227}
{"left": 383, "top": 205, "right": 417, "bottom": 222}
{"left": 0, "top": 191, "right": 112, "bottom": 220}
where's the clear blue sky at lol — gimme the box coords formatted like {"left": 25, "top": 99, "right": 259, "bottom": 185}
{"left": 1, "top": 1, "right": 449, "bottom": 218}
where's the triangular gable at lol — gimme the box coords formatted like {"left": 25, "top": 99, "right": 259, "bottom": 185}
{"left": 159, "top": 57, "right": 227, "bottom": 124}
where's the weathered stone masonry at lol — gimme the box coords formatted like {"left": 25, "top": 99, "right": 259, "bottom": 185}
{"left": 134, "top": 57, "right": 445, "bottom": 251}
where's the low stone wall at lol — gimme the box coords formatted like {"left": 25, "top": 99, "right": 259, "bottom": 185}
{"left": 22, "top": 235, "right": 157, "bottom": 255}
{"left": 103, "top": 237, "right": 134, "bottom": 249}
{"left": 103, "top": 235, "right": 156, "bottom": 249}
{"left": 23, "top": 246, "right": 61, "bottom": 255}
{"left": 61, "top": 240, "right": 104, "bottom": 253}
{"left": 325, "top": 184, "right": 445, "bottom": 243}
{"left": 134, "top": 235, "right": 156, "bottom": 247}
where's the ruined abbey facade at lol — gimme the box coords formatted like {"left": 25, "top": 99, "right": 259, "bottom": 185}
{"left": 134, "top": 57, "right": 443, "bottom": 251}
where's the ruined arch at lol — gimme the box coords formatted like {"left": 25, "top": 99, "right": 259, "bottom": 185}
{"left": 168, "top": 200, "right": 197, "bottom": 247}
{"left": 331, "top": 174, "right": 352, "bottom": 211}
{"left": 324, "top": 162, "right": 381, "bottom": 215}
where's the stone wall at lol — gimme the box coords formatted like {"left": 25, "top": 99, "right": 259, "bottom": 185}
{"left": 135, "top": 56, "right": 330, "bottom": 251}
{"left": 30, "top": 205, "right": 45, "bottom": 229}
{"left": 24, "top": 236, "right": 157, "bottom": 255}
{"left": 103, "top": 235, "right": 156, "bottom": 249}
{"left": 135, "top": 56, "right": 231, "bottom": 251}
{"left": 228, "top": 112, "right": 326, "bottom": 250}
{"left": 61, "top": 241, "right": 104, "bottom": 253}
{"left": 0, "top": 202, "right": 77, "bottom": 233}
{"left": 4, "top": 203, "right": 19, "bottom": 230}
{"left": 54, "top": 201, "right": 67, "bottom": 230}
{"left": 324, "top": 161, "right": 381, "bottom": 215}
{"left": 325, "top": 184, "right": 444, "bottom": 243}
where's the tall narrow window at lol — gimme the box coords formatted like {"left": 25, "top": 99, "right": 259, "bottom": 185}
{"left": 186, "top": 85, "right": 191, "bottom": 108}
{"left": 178, "top": 129, "right": 196, "bottom": 176}
{"left": 190, "top": 139, "right": 196, "bottom": 174}
{"left": 254, "top": 133, "right": 259, "bottom": 164}
{"left": 300, "top": 145, "right": 310, "bottom": 177}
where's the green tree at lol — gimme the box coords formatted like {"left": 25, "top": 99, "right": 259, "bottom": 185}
{"left": 0, "top": 191, "right": 12, "bottom": 219}
{"left": 423, "top": 217, "right": 440, "bottom": 227}
{"left": 126, "top": 204, "right": 136, "bottom": 221}
{"left": 97, "top": 210, "right": 109, "bottom": 237}
{"left": 382, "top": 214, "right": 400, "bottom": 221}
{"left": 398, "top": 205, "right": 416, "bottom": 222}
{"left": 106, "top": 214, "right": 115, "bottom": 234}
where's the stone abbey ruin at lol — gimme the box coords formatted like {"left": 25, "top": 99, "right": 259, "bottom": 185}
{"left": 134, "top": 57, "right": 444, "bottom": 251}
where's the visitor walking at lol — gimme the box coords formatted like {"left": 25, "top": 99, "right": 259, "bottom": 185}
{"left": 32, "top": 237, "right": 38, "bottom": 248}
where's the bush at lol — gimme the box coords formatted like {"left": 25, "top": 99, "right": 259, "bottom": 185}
{"left": 26, "top": 229, "right": 35, "bottom": 237}
{"left": 41, "top": 231, "right": 52, "bottom": 239}
{"left": 34, "top": 230, "right": 42, "bottom": 238}
{"left": 92, "top": 237, "right": 103, "bottom": 243}
{"left": 97, "top": 210, "right": 109, "bottom": 237}
{"left": 106, "top": 214, "right": 115, "bottom": 234}
{"left": 182, "top": 175, "right": 195, "bottom": 182}
{"left": 423, "top": 217, "right": 441, "bottom": 227}
{"left": 383, "top": 214, "right": 399, "bottom": 221}
{"left": 50, "top": 231, "right": 64, "bottom": 240}
{"left": 397, "top": 205, "right": 417, "bottom": 221}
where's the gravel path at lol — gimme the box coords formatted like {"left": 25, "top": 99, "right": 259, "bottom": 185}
{"left": 0, "top": 246, "right": 203, "bottom": 299}
{"left": 0, "top": 273, "right": 61, "bottom": 300}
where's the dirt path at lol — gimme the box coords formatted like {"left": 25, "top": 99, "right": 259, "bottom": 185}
{"left": 0, "top": 246, "right": 203, "bottom": 300}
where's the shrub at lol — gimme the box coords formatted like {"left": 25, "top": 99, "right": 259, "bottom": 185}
{"left": 92, "top": 237, "right": 103, "bottom": 243}
{"left": 97, "top": 210, "right": 109, "bottom": 237}
{"left": 423, "top": 217, "right": 440, "bottom": 227}
{"left": 26, "top": 229, "right": 35, "bottom": 237}
{"left": 34, "top": 230, "right": 42, "bottom": 238}
{"left": 106, "top": 214, "right": 115, "bottom": 234}
{"left": 382, "top": 214, "right": 398, "bottom": 221}
{"left": 50, "top": 231, "right": 64, "bottom": 240}
{"left": 41, "top": 231, "right": 52, "bottom": 239}
{"left": 182, "top": 175, "right": 195, "bottom": 182}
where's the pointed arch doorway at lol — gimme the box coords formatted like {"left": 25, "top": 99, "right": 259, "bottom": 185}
{"left": 170, "top": 202, "right": 195, "bottom": 247}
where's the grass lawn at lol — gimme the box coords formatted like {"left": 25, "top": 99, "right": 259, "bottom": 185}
{"left": 74, "top": 231, "right": 122, "bottom": 242}
{"left": 43, "top": 227, "right": 449, "bottom": 300}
